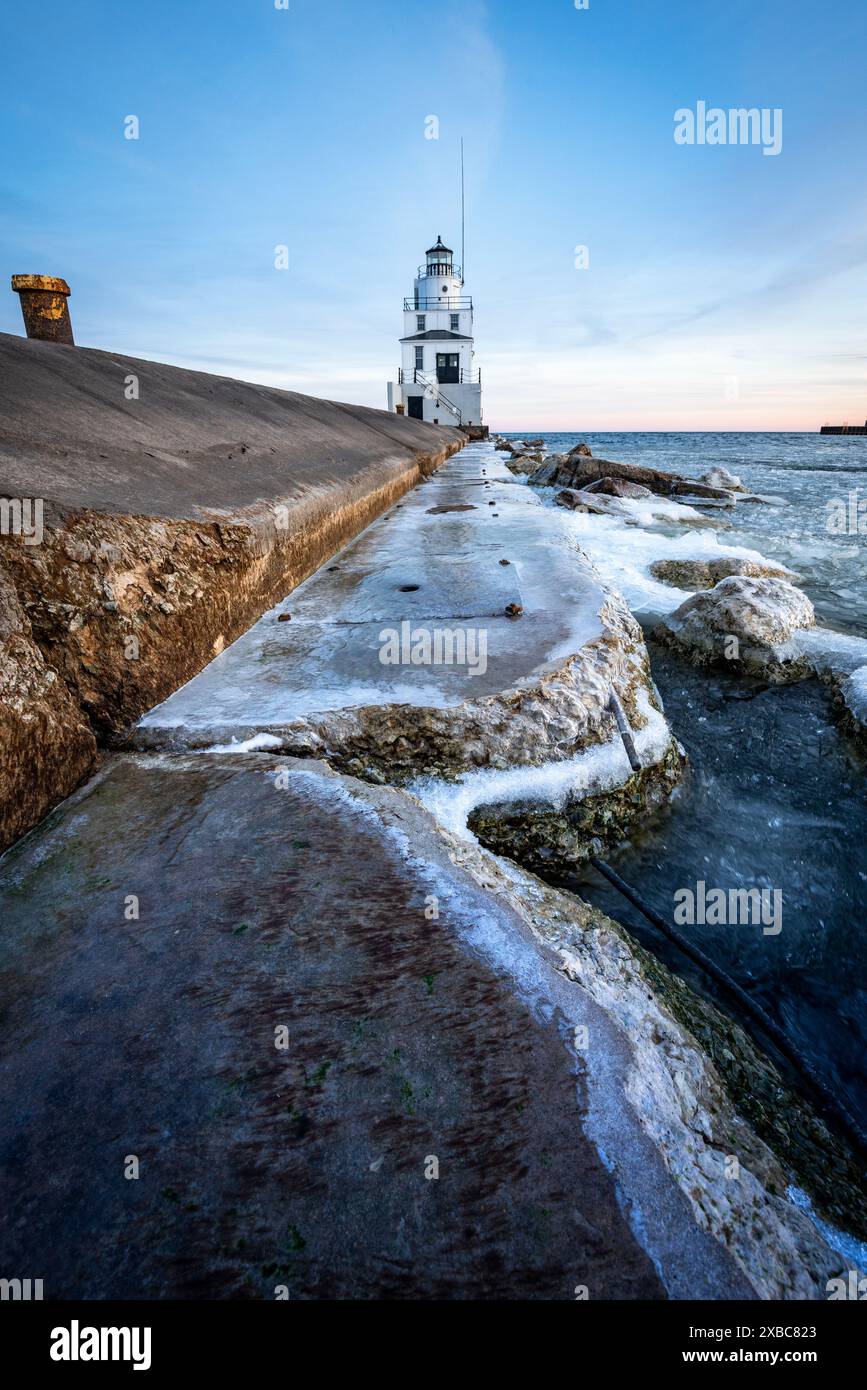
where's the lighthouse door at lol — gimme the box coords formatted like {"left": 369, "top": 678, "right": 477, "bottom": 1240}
{"left": 407, "top": 395, "right": 424, "bottom": 419}
{"left": 436, "top": 353, "right": 460, "bottom": 384}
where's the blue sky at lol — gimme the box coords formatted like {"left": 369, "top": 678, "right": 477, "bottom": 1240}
{"left": 2, "top": 0, "right": 866, "bottom": 428}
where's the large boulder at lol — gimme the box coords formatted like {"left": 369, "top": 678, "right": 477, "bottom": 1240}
{"left": 650, "top": 557, "right": 798, "bottom": 590}
{"left": 585, "top": 477, "right": 653, "bottom": 500}
{"left": 555, "top": 488, "right": 636, "bottom": 519}
{"left": 529, "top": 452, "right": 729, "bottom": 499}
{"left": 654, "top": 576, "right": 816, "bottom": 679}
{"left": 504, "top": 452, "right": 544, "bottom": 476}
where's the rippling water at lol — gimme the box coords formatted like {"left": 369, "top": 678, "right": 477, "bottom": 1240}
{"left": 505, "top": 432, "right": 867, "bottom": 1130}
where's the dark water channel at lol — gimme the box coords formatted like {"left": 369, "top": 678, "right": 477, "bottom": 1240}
{"left": 572, "top": 640, "right": 867, "bottom": 1132}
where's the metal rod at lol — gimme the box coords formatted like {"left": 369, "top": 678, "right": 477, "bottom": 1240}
{"left": 609, "top": 690, "right": 642, "bottom": 772}
{"left": 461, "top": 137, "right": 465, "bottom": 285}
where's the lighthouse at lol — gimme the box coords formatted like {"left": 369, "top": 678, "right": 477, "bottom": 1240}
{"left": 387, "top": 236, "right": 482, "bottom": 429}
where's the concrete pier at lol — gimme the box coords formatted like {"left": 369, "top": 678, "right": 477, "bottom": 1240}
{"left": 0, "top": 433, "right": 850, "bottom": 1300}
{"left": 0, "top": 268, "right": 858, "bottom": 1311}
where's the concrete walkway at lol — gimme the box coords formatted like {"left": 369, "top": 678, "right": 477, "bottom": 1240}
{"left": 136, "top": 445, "right": 608, "bottom": 739}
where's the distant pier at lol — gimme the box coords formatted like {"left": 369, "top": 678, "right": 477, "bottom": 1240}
{"left": 821, "top": 420, "right": 867, "bottom": 434}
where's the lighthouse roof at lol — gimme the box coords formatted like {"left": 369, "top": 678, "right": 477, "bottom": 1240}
{"left": 426, "top": 236, "right": 453, "bottom": 255}
{"left": 400, "top": 329, "right": 471, "bottom": 342}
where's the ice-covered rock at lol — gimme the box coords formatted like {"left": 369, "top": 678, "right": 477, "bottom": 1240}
{"left": 650, "top": 557, "right": 798, "bottom": 590}
{"left": 557, "top": 489, "right": 722, "bottom": 529}
{"left": 556, "top": 488, "right": 636, "bottom": 519}
{"left": 655, "top": 576, "right": 816, "bottom": 678}
{"left": 700, "top": 466, "right": 745, "bottom": 492}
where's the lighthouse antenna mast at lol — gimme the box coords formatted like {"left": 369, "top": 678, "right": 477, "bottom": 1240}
{"left": 461, "top": 137, "right": 465, "bottom": 285}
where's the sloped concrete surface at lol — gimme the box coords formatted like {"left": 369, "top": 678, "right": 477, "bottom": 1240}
{"left": 0, "top": 754, "right": 671, "bottom": 1300}
{"left": 0, "top": 333, "right": 462, "bottom": 521}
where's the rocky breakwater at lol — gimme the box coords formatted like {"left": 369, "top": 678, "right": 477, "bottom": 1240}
{"left": 513, "top": 438, "right": 867, "bottom": 741}
{"left": 505, "top": 438, "right": 737, "bottom": 501}
{"left": 654, "top": 569, "right": 867, "bottom": 730}
{"left": 0, "top": 332, "right": 463, "bottom": 851}
{"left": 3, "top": 436, "right": 864, "bottom": 1297}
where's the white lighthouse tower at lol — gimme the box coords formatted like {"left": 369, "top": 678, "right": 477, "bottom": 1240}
{"left": 387, "top": 236, "right": 482, "bottom": 429}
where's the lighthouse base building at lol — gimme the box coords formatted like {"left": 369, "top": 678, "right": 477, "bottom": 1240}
{"left": 387, "top": 236, "right": 483, "bottom": 430}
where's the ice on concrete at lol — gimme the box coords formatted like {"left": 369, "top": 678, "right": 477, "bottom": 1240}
{"left": 208, "top": 732, "right": 284, "bottom": 753}
{"left": 410, "top": 693, "right": 671, "bottom": 841}
{"left": 137, "top": 445, "right": 615, "bottom": 737}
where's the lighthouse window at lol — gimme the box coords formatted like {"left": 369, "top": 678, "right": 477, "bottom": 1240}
{"left": 416, "top": 315, "right": 426, "bottom": 332}
{"left": 450, "top": 314, "right": 460, "bottom": 331}
{"left": 414, "top": 347, "right": 424, "bottom": 370}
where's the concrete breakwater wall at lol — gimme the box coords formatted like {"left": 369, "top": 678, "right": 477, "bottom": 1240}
{"left": 0, "top": 333, "right": 463, "bottom": 851}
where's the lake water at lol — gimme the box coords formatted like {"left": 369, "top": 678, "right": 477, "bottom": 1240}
{"left": 504, "top": 432, "right": 867, "bottom": 1130}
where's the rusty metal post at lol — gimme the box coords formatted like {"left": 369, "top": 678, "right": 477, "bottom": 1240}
{"left": 11, "top": 275, "right": 74, "bottom": 345}
{"left": 609, "top": 689, "right": 642, "bottom": 772}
